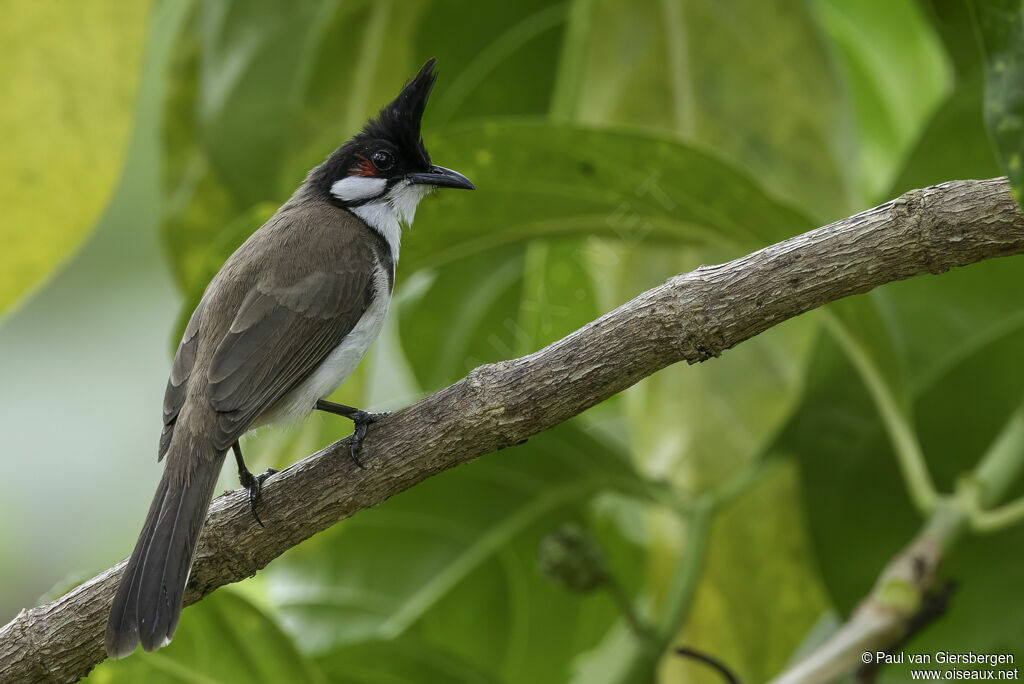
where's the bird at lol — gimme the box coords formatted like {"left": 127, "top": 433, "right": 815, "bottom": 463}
{"left": 105, "top": 58, "right": 473, "bottom": 658}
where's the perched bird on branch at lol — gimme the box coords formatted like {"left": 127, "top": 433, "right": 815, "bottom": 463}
{"left": 105, "top": 58, "right": 474, "bottom": 658}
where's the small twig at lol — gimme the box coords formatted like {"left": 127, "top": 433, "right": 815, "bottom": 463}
{"left": 968, "top": 396, "right": 1024, "bottom": 532}
{"left": 972, "top": 496, "right": 1024, "bottom": 531}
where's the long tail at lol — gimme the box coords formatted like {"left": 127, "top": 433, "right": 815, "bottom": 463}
{"left": 105, "top": 450, "right": 224, "bottom": 658}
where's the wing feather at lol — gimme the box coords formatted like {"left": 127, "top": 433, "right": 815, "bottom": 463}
{"left": 207, "top": 266, "right": 373, "bottom": 450}
{"left": 159, "top": 297, "right": 208, "bottom": 460}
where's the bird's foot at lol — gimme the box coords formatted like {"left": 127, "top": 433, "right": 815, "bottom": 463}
{"left": 313, "top": 400, "right": 390, "bottom": 469}
{"left": 238, "top": 467, "right": 278, "bottom": 527}
{"left": 347, "top": 410, "right": 389, "bottom": 469}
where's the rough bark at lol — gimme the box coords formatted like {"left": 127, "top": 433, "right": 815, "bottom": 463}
{"left": 2, "top": 178, "right": 1023, "bottom": 683}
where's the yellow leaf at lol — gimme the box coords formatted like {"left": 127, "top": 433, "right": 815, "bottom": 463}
{"left": 0, "top": 0, "right": 149, "bottom": 316}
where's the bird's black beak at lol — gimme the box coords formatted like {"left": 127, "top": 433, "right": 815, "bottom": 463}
{"left": 407, "top": 165, "right": 475, "bottom": 190}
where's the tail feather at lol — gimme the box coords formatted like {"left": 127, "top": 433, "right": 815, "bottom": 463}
{"left": 105, "top": 476, "right": 169, "bottom": 657}
{"left": 105, "top": 453, "right": 224, "bottom": 658}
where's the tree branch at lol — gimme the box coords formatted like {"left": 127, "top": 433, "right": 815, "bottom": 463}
{"left": 3, "top": 178, "right": 1023, "bottom": 683}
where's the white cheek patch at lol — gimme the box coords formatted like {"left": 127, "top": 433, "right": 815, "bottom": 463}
{"left": 330, "top": 175, "right": 387, "bottom": 202}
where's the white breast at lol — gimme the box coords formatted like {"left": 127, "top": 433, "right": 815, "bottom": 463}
{"left": 256, "top": 264, "right": 391, "bottom": 426}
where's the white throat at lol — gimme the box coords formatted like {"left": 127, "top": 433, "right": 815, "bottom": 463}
{"left": 332, "top": 178, "right": 432, "bottom": 261}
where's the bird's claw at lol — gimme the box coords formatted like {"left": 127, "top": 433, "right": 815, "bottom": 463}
{"left": 240, "top": 467, "right": 278, "bottom": 527}
{"left": 348, "top": 411, "right": 389, "bottom": 469}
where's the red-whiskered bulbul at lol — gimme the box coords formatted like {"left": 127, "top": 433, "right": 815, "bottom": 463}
{"left": 105, "top": 58, "right": 473, "bottom": 658}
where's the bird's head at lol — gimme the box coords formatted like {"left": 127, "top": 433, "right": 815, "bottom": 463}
{"left": 315, "top": 58, "right": 474, "bottom": 230}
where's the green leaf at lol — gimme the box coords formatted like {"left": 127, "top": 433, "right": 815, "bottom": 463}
{"left": 195, "top": 0, "right": 338, "bottom": 205}
{"left": 405, "top": 120, "right": 813, "bottom": 273}
{"left": 919, "top": 0, "right": 988, "bottom": 76}
{"left": 0, "top": 0, "right": 149, "bottom": 317}
{"left": 679, "top": 464, "right": 829, "bottom": 683}
{"left": 516, "top": 240, "right": 601, "bottom": 357}
{"left": 814, "top": 0, "right": 952, "bottom": 202}
{"left": 883, "top": 1, "right": 1000, "bottom": 198}
{"left": 398, "top": 239, "right": 601, "bottom": 392}
{"left": 399, "top": 246, "right": 527, "bottom": 390}
{"left": 552, "top": 0, "right": 856, "bottom": 220}
{"left": 314, "top": 637, "right": 505, "bottom": 684}
{"left": 886, "top": 73, "right": 1003, "bottom": 199}
{"left": 86, "top": 590, "right": 325, "bottom": 683}
{"left": 264, "top": 425, "right": 650, "bottom": 683}
{"left": 416, "top": 1, "right": 569, "bottom": 124}
{"left": 973, "top": 0, "right": 1024, "bottom": 207}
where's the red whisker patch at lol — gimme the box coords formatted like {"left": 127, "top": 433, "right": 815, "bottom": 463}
{"left": 352, "top": 154, "right": 376, "bottom": 177}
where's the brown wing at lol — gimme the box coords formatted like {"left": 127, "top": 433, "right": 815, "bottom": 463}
{"left": 158, "top": 201, "right": 384, "bottom": 456}
{"left": 206, "top": 266, "right": 373, "bottom": 449}
{"left": 159, "top": 297, "right": 208, "bottom": 461}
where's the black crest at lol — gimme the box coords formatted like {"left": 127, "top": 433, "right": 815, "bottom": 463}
{"left": 362, "top": 58, "right": 437, "bottom": 159}
{"left": 312, "top": 59, "right": 438, "bottom": 193}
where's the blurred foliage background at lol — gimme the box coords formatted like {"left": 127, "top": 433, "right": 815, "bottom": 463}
{"left": 2, "top": 0, "right": 1023, "bottom": 682}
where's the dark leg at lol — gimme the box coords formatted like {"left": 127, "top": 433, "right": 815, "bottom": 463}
{"left": 314, "top": 399, "right": 388, "bottom": 469}
{"left": 233, "top": 442, "right": 278, "bottom": 527}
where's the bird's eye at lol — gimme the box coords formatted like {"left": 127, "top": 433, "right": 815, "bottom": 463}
{"left": 371, "top": 150, "right": 394, "bottom": 171}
